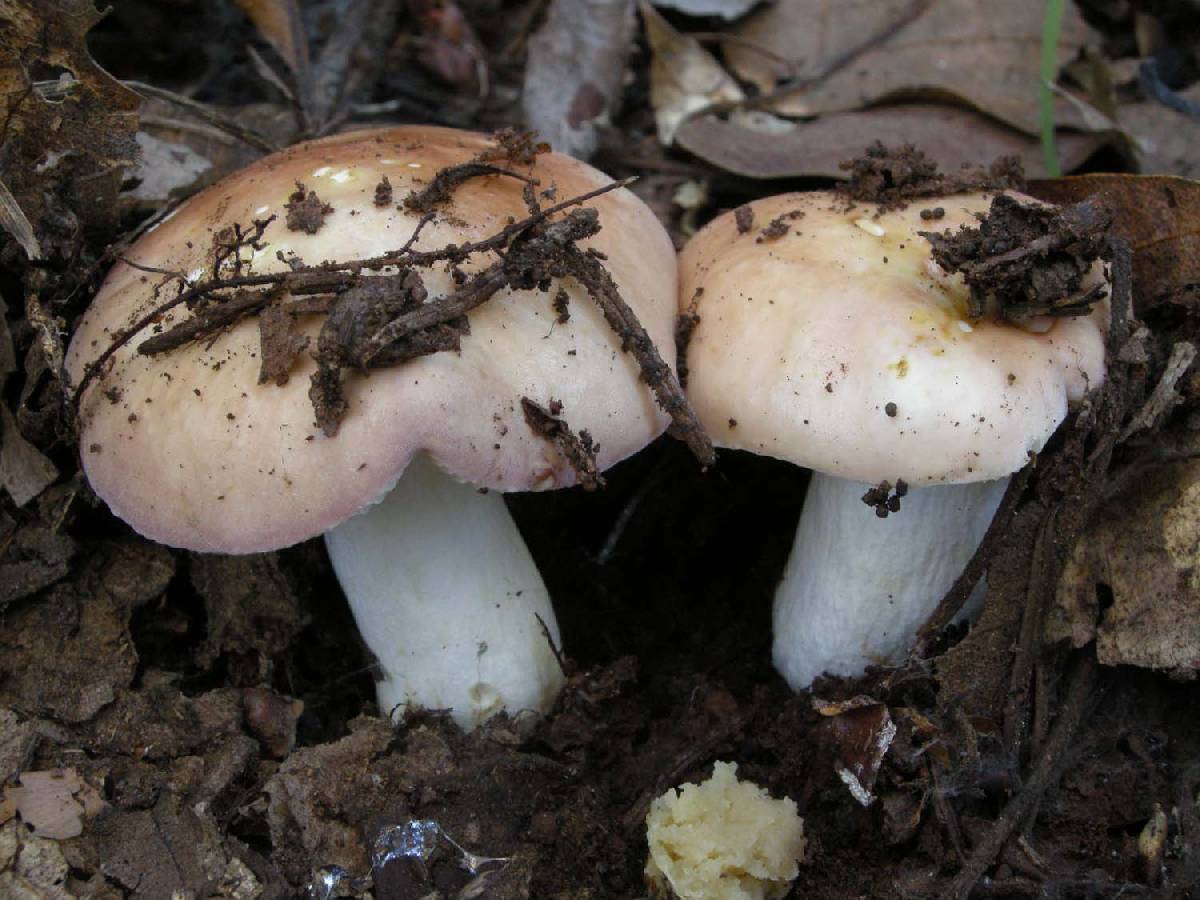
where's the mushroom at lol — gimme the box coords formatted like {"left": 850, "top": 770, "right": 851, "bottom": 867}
{"left": 66, "top": 126, "right": 678, "bottom": 729}
{"left": 679, "top": 191, "right": 1108, "bottom": 690}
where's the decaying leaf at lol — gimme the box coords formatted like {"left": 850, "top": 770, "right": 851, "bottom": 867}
{"left": 234, "top": 0, "right": 401, "bottom": 133}
{"left": 126, "top": 131, "right": 213, "bottom": 207}
{"left": 642, "top": 1, "right": 744, "bottom": 145}
{"left": 233, "top": 0, "right": 310, "bottom": 82}
{"left": 676, "top": 105, "right": 1107, "bottom": 179}
{"left": 0, "top": 769, "right": 105, "bottom": 839}
{"left": 1027, "top": 174, "right": 1200, "bottom": 307}
{"left": 0, "top": 819, "right": 73, "bottom": 899}
{"left": 0, "top": 541, "right": 175, "bottom": 722}
{"left": 523, "top": 0, "right": 636, "bottom": 159}
{"left": 0, "top": 405, "right": 57, "bottom": 507}
{"left": 652, "top": 0, "right": 761, "bottom": 21}
{"left": 814, "top": 696, "right": 897, "bottom": 807}
{"left": 190, "top": 552, "right": 308, "bottom": 667}
{"left": 725, "top": 0, "right": 1100, "bottom": 136}
{"left": 125, "top": 97, "right": 293, "bottom": 214}
{"left": 1050, "top": 459, "right": 1200, "bottom": 678}
{"left": 0, "top": 0, "right": 140, "bottom": 251}
{"left": 1120, "top": 83, "right": 1200, "bottom": 179}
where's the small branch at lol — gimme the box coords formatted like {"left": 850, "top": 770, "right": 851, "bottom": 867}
{"left": 403, "top": 163, "right": 532, "bottom": 213}
{"left": 916, "top": 467, "right": 1032, "bottom": 654}
{"left": 125, "top": 81, "right": 280, "bottom": 153}
{"left": 560, "top": 244, "right": 715, "bottom": 468}
{"left": 1118, "top": 341, "right": 1197, "bottom": 441}
{"left": 72, "top": 181, "right": 633, "bottom": 411}
{"left": 357, "top": 210, "right": 602, "bottom": 365}
{"left": 691, "top": 0, "right": 932, "bottom": 120}
{"left": 521, "top": 397, "right": 604, "bottom": 490}
{"left": 948, "top": 653, "right": 1097, "bottom": 899}
{"left": 534, "top": 611, "right": 569, "bottom": 679}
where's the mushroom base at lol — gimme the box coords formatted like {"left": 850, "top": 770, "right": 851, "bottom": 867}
{"left": 324, "top": 454, "right": 566, "bottom": 730}
{"left": 772, "top": 474, "right": 1007, "bottom": 691}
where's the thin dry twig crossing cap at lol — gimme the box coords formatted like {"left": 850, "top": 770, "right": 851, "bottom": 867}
{"left": 67, "top": 126, "right": 678, "bottom": 553}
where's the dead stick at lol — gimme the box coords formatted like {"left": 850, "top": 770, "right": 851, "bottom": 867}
{"left": 916, "top": 466, "right": 1032, "bottom": 653}
{"left": 356, "top": 211, "right": 601, "bottom": 364}
{"left": 74, "top": 182, "right": 632, "bottom": 411}
{"left": 562, "top": 245, "right": 716, "bottom": 468}
{"left": 948, "top": 653, "right": 1096, "bottom": 899}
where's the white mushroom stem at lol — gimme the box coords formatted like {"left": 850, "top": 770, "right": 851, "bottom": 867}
{"left": 772, "top": 474, "right": 1008, "bottom": 691}
{"left": 324, "top": 453, "right": 566, "bottom": 730}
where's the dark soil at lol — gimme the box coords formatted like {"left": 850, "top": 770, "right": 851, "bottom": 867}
{"left": 2, "top": 1, "right": 1200, "bottom": 898}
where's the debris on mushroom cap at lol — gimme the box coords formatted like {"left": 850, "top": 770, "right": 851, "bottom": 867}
{"left": 678, "top": 190, "right": 1110, "bottom": 486}
{"left": 65, "top": 126, "right": 678, "bottom": 554}
{"left": 645, "top": 761, "right": 805, "bottom": 900}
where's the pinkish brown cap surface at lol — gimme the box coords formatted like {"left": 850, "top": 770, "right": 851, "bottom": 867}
{"left": 67, "top": 126, "right": 677, "bottom": 553}
{"left": 679, "top": 191, "right": 1108, "bottom": 485}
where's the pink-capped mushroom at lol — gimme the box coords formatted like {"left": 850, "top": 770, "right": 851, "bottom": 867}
{"left": 67, "top": 126, "right": 678, "bottom": 728}
{"left": 680, "top": 190, "right": 1109, "bottom": 690}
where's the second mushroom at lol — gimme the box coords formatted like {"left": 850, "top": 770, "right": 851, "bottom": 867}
{"left": 679, "top": 190, "right": 1109, "bottom": 690}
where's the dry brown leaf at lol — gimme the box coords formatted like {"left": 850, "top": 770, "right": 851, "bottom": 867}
{"left": 233, "top": 0, "right": 311, "bottom": 80}
{"left": 1050, "top": 460, "right": 1200, "bottom": 678}
{"left": 725, "top": 0, "right": 1099, "bottom": 136}
{"left": 1120, "top": 84, "right": 1200, "bottom": 179}
{"left": 642, "top": 0, "right": 744, "bottom": 145}
{"left": 0, "top": 406, "right": 57, "bottom": 508}
{"left": 0, "top": 0, "right": 140, "bottom": 251}
{"left": 675, "top": 105, "right": 1107, "bottom": 179}
{"left": 523, "top": 0, "right": 636, "bottom": 159}
{"left": 127, "top": 131, "right": 214, "bottom": 207}
{"left": 1027, "top": 174, "right": 1200, "bottom": 305}
{"left": 125, "top": 98, "right": 294, "bottom": 215}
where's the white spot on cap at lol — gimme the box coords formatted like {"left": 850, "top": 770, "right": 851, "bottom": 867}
{"left": 854, "top": 218, "right": 886, "bottom": 238}
{"left": 407, "top": 162, "right": 423, "bottom": 169}
{"left": 254, "top": 205, "right": 270, "bottom": 215}
{"left": 957, "top": 320, "right": 974, "bottom": 333}
{"left": 330, "top": 169, "right": 353, "bottom": 184}
{"left": 312, "top": 166, "right": 333, "bottom": 177}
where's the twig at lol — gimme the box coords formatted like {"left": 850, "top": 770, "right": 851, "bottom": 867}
{"left": 1003, "top": 507, "right": 1058, "bottom": 756}
{"left": 621, "top": 715, "right": 749, "bottom": 831}
{"left": 596, "top": 448, "right": 670, "bottom": 564}
{"left": 916, "top": 467, "right": 1032, "bottom": 654}
{"left": 356, "top": 210, "right": 601, "bottom": 364}
{"left": 1118, "top": 341, "right": 1197, "bottom": 441}
{"left": 948, "top": 653, "right": 1097, "bottom": 898}
{"left": 72, "top": 180, "right": 632, "bottom": 409}
{"left": 692, "top": 0, "right": 933, "bottom": 120}
{"left": 559, "top": 244, "right": 715, "bottom": 468}
{"left": 534, "top": 612, "right": 568, "bottom": 679}
{"left": 403, "top": 163, "right": 532, "bottom": 213}
{"left": 521, "top": 397, "right": 605, "bottom": 490}
{"left": 124, "top": 81, "right": 280, "bottom": 153}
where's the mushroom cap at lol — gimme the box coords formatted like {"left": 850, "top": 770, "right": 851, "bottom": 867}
{"left": 67, "top": 126, "right": 677, "bottom": 553}
{"left": 680, "top": 191, "right": 1108, "bottom": 486}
